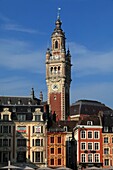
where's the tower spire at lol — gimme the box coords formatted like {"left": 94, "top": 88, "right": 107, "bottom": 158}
{"left": 57, "top": 7, "right": 61, "bottom": 19}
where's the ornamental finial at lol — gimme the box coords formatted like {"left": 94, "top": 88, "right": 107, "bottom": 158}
{"left": 57, "top": 7, "right": 61, "bottom": 19}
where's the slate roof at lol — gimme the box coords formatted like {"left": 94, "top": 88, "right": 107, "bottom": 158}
{"left": 0, "top": 95, "right": 44, "bottom": 121}
{"left": 78, "top": 115, "right": 101, "bottom": 126}
{"left": 70, "top": 99, "right": 112, "bottom": 116}
{"left": 48, "top": 120, "right": 78, "bottom": 132}
{"left": 102, "top": 110, "right": 113, "bottom": 127}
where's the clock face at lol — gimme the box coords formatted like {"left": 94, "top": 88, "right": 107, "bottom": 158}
{"left": 52, "top": 84, "right": 59, "bottom": 91}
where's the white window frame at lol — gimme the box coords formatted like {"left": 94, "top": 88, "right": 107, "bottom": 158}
{"left": 104, "top": 147, "right": 109, "bottom": 155}
{"left": 81, "top": 142, "right": 86, "bottom": 150}
{"left": 94, "top": 131, "right": 99, "bottom": 139}
{"left": 104, "top": 159, "right": 110, "bottom": 166}
{"left": 81, "top": 154, "right": 86, "bottom": 163}
{"left": 104, "top": 137, "right": 108, "bottom": 144}
{"left": 94, "top": 142, "right": 100, "bottom": 150}
{"left": 80, "top": 130, "right": 86, "bottom": 139}
{"left": 87, "top": 121, "right": 93, "bottom": 125}
{"left": 88, "top": 142, "right": 93, "bottom": 150}
{"left": 88, "top": 153, "right": 93, "bottom": 163}
{"left": 87, "top": 131, "right": 93, "bottom": 139}
{"left": 104, "top": 126, "right": 108, "bottom": 132}
{"left": 94, "top": 154, "right": 100, "bottom": 163}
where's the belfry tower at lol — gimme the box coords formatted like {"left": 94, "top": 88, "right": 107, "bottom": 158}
{"left": 46, "top": 10, "right": 72, "bottom": 120}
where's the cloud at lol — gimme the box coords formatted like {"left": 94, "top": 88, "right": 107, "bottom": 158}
{"left": 69, "top": 42, "right": 113, "bottom": 77}
{"left": 0, "top": 13, "right": 45, "bottom": 34}
{"left": 0, "top": 38, "right": 45, "bottom": 73}
{"left": 71, "top": 81, "right": 113, "bottom": 109}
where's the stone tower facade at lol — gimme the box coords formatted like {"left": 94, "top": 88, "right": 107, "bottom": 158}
{"left": 46, "top": 15, "right": 72, "bottom": 120}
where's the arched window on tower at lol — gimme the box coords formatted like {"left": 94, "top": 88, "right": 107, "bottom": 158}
{"left": 54, "top": 67, "right": 57, "bottom": 74}
{"left": 55, "top": 40, "right": 58, "bottom": 49}
{"left": 58, "top": 66, "right": 60, "bottom": 74}
{"left": 50, "top": 67, "right": 53, "bottom": 74}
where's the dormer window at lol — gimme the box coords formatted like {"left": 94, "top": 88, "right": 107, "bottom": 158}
{"left": 18, "top": 99, "right": 21, "bottom": 105}
{"left": 55, "top": 40, "right": 58, "bottom": 49}
{"left": 3, "top": 115, "right": 9, "bottom": 121}
{"left": 104, "top": 126, "right": 108, "bottom": 132}
{"left": 87, "top": 121, "right": 93, "bottom": 126}
{"left": 8, "top": 98, "right": 11, "bottom": 104}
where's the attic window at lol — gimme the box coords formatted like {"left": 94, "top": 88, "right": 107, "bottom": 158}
{"left": 18, "top": 99, "right": 21, "bottom": 105}
{"left": 104, "top": 126, "right": 108, "bottom": 132}
{"left": 64, "top": 126, "right": 67, "bottom": 132}
{"left": 87, "top": 121, "right": 93, "bottom": 126}
{"left": 8, "top": 99, "right": 11, "bottom": 104}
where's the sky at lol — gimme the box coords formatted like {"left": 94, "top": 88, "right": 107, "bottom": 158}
{"left": 0, "top": 0, "right": 113, "bottom": 109}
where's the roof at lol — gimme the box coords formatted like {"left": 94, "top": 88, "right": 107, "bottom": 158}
{"left": 78, "top": 115, "right": 101, "bottom": 126}
{"left": 70, "top": 99, "right": 112, "bottom": 116}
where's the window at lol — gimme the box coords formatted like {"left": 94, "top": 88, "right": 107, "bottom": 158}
{"left": 81, "top": 143, "right": 86, "bottom": 150}
{"left": 3, "top": 115, "right": 9, "bottom": 121}
{"left": 58, "top": 136, "right": 61, "bottom": 143}
{"left": 58, "top": 159, "right": 61, "bottom": 165}
{"left": 94, "top": 131, "right": 99, "bottom": 139}
{"left": 35, "top": 126, "right": 42, "bottom": 133}
{"left": 104, "top": 137, "right": 108, "bottom": 143}
{"left": 88, "top": 131, "right": 92, "bottom": 138}
{"left": 88, "top": 154, "right": 92, "bottom": 162}
{"left": 50, "top": 137, "right": 54, "bottom": 143}
{"left": 17, "top": 139, "right": 26, "bottom": 147}
{"left": 35, "top": 152, "right": 43, "bottom": 163}
{"left": 94, "top": 143, "right": 99, "bottom": 150}
{"left": 104, "top": 127, "right": 108, "bottom": 132}
{"left": 17, "top": 151, "right": 26, "bottom": 162}
{"left": 81, "top": 154, "right": 85, "bottom": 163}
{"left": 3, "top": 139, "right": 8, "bottom": 146}
{"left": 3, "top": 126, "right": 8, "bottom": 133}
{"left": 104, "top": 148, "right": 109, "bottom": 154}
{"left": 81, "top": 130, "right": 86, "bottom": 139}
{"left": 55, "top": 41, "right": 58, "bottom": 49}
{"left": 88, "top": 143, "right": 92, "bottom": 150}
{"left": 51, "top": 148, "right": 54, "bottom": 154}
{"left": 35, "top": 115, "right": 41, "bottom": 121}
{"left": 50, "top": 159, "right": 54, "bottom": 165}
{"left": 104, "top": 159, "right": 109, "bottom": 166}
{"left": 58, "top": 148, "right": 61, "bottom": 154}
{"left": 0, "top": 139, "right": 2, "bottom": 146}
{"left": 87, "top": 121, "right": 93, "bottom": 125}
{"left": 36, "top": 139, "right": 40, "bottom": 146}
{"left": 95, "top": 154, "right": 99, "bottom": 163}
{"left": 17, "top": 115, "right": 26, "bottom": 121}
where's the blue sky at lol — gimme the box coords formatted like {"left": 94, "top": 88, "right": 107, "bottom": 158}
{"left": 0, "top": 0, "right": 113, "bottom": 109}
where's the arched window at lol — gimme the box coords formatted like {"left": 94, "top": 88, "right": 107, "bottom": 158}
{"left": 58, "top": 66, "right": 60, "bottom": 74}
{"left": 55, "top": 40, "right": 58, "bottom": 49}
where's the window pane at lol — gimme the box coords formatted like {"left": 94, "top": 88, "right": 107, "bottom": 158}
{"left": 88, "top": 132, "right": 92, "bottom": 138}
{"left": 50, "top": 137, "right": 54, "bottom": 143}
{"left": 58, "top": 137, "right": 61, "bottom": 143}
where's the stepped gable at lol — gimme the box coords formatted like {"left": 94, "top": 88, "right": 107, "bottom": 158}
{"left": 70, "top": 99, "right": 112, "bottom": 116}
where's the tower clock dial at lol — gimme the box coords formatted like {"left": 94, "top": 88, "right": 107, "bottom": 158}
{"left": 52, "top": 84, "right": 59, "bottom": 91}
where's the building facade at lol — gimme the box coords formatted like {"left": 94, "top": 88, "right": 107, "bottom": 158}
{"left": 0, "top": 91, "right": 47, "bottom": 168}
{"left": 74, "top": 115, "right": 103, "bottom": 169}
{"left": 46, "top": 14, "right": 72, "bottom": 120}
{"left": 47, "top": 124, "right": 66, "bottom": 168}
